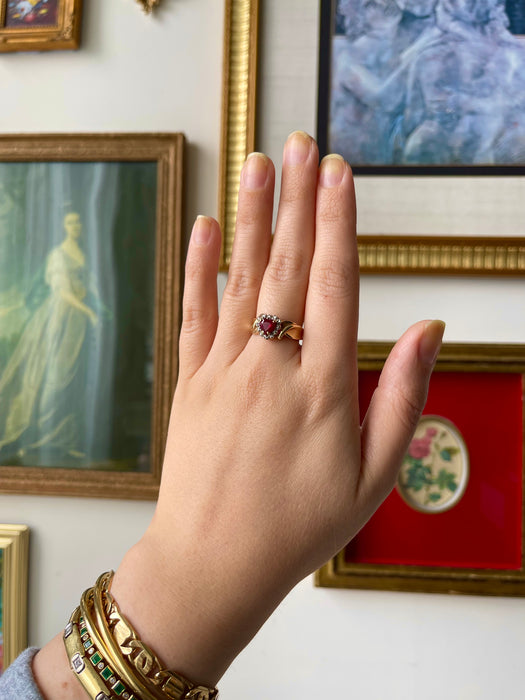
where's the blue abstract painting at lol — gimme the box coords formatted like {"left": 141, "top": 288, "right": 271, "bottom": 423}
{"left": 325, "top": 0, "right": 525, "bottom": 165}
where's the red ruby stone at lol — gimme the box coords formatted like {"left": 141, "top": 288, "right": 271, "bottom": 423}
{"left": 260, "top": 317, "right": 277, "bottom": 335}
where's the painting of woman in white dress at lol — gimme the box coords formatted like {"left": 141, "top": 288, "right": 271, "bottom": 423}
{"left": 0, "top": 209, "right": 101, "bottom": 464}
{"left": 0, "top": 161, "right": 157, "bottom": 471}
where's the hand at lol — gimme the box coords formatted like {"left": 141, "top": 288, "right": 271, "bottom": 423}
{"left": 33, "top": 132, "right": 443, "bottom": 700}
{"left": 111, "top": 132, "right": 444, "bottom": 686}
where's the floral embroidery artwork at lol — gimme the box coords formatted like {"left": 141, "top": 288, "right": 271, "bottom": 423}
{"left": 397, "top": 416, "right": 469, "bottom": 513}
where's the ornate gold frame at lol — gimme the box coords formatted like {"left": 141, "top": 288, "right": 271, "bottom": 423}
{"left": 316, "top": 342, "right": 525, "bottom": 596}
{"left": 0, "top": 133, "right": 184, "bottom": 500}
{"left": 0, "top": 524, "right": 29, "bottom": 670}
{"left": 0, "top": 0, "right": 82, "bottom": 53}
{"left": 218, "top": 0, "right": 259, "bottom": 269}
{"left": 218, "top": 0, "right": 525, "bottom": 275}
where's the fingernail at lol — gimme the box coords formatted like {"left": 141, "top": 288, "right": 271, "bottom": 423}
{"left": 284, "top": 130, "right": 312, "bottom": 166}
{"left": 320, "top": 154, "right": 345, "bottom": 187}
{"left": 419, "top": 320, "right": 446, "bottom": 367}
{"left": 242, "top": 152, "right": 269, "bottom": 190}
{"left": 192, "top": 215, "right": 212, "bottom": 245}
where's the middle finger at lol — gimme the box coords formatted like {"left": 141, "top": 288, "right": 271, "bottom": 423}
{"left": 253, "top": 131, "right": 319, "bottom": 354}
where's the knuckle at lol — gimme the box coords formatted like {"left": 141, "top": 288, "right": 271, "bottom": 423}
{"left": 267, "top": 248, "right": 306, "bottom": 284}
{"left": 184, "top": 251, "right": 205, "bottom": 282}
{"left": 236, "top": 194, "right": 263, "bottom": 228}
{"left": 224, "top": 268, "right": 261, "bottom": 300}
{"left": 181, "top": 304, "right": 205, "bottom": 337}
{"left": 279, "top": 175, "right": 309, "bottom": 206}
{"left": 318, "top": 191, "right": 345, "bottom": 225}
{"left": 311, "top": 258, "right": 354, "bottom": 298}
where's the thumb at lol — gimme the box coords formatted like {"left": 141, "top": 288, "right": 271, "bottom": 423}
{"left": 358, "top": 319, "right": 445, "bottom": 506}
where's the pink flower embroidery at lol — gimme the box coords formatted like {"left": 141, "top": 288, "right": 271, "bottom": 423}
{"left": 408, "top": 437, "right": 431, "bottom": 459}
{"left": 426, "top": 427, "right": 438, "bottom": 438}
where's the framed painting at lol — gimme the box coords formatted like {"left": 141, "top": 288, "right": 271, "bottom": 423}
{"left": 0, "top": 0, "right": 82, "bottom": 52}
{"left": 318, "top": 0, "right": 525, "bottom": 171}
{"left": 0, "top": 524, "right": 29, "bottom": 672}
{"left": 316, "top": 342, "right": 525, "bottom": 596}
{"left": 0, "top": 133, "right": 184, "bottom": 499}
{"left": 218, "top": 0, "right": 525, "bottom": 275}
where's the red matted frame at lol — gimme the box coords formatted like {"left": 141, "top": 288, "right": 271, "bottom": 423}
{"left": 316, "top": 342, "right": 525, "bottom": 596}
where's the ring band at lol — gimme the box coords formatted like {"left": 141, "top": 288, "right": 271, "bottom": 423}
{"left": 252, "top": 313, "right": 303, "bottom": 341}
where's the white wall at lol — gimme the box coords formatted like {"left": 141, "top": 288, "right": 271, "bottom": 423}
{"left": 1, "top": 1, "right": 525, "bottom": 699}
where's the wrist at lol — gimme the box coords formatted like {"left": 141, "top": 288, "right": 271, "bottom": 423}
{"left": 111, "top": 526, "right": 288, "bottom": 687}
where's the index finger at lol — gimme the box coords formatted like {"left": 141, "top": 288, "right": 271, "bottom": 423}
{"left": 301, "top": 155, "right": 358, "bottom": 371}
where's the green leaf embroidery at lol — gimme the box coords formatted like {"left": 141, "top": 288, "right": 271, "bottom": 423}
{"left": 440, "top": 446, "right": 459, "bottom": 462}
{"left": 403, "top": 462, "right": 433, "bottom": 491}
{"left": 435, "top": 468, "right": 458, "bottom": 492}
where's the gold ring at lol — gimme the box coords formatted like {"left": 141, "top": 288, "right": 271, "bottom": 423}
{"left": 252, "top": 313, "right": 303, "bottom": 341}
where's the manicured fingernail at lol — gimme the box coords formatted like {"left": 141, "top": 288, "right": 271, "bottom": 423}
{"left": 284, "top": 130, "right": 312, "bottom": 166}
{"left": 192, "top": 215, "right": 212, "bottom": 245}
{"left": 419, "top": 320, "right": 446, "bottom": 367}
{"left": 320, "top": 154, "right": 345, "bottom": 187}
{"left": 242, "top": 152, "right": 269, "bottom": 190}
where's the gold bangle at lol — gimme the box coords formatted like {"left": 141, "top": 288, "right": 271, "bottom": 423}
{"left": 63, "top": 605, "right": 136, "bottom": 700}
{"left": 100, "top": 572, "right": 218, "bottom": 700}
{"left": 85, "top": 580, "right": 162, "bottom": 700}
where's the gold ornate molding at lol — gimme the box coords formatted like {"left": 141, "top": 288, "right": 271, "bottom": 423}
{"left": 218, "top": 0, "right": 259, "bottom": 269}
{"left": 0, "top": 524, "right": 29, "bottom": 669}
{"left": 358, "top": 235, "right": 525, "bottom": 276}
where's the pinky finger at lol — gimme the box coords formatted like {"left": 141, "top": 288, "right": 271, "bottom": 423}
{"left": 178, "top": 216, "right": 221, "bottom": 378}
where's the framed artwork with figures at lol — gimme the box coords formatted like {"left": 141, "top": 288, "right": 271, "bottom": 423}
{"left": 317, "top": 342, "right": 525, "bottom": 596}
{"left": 317, "top": 0, "right": 525, "bottom": 171}
{"left": 0, "top": 0, "right": 82, "bottom": 52}
{"left": 0, "top": 134, "right": 184, "bottom": 500}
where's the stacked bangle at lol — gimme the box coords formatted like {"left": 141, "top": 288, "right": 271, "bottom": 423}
{"left": 63, "top": 571, "right": 219, "bottom": 700}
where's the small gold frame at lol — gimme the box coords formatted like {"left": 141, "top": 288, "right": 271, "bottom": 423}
{"left": 0, "top": 524, "right": 29, "bottom": 670}
{"left": 316, "top": 342, "right": 525, "bottom": 596}
{"left": 218, "top": 0, "right": 525, "bottom": 276}
{"left": 0, "top": 133, "right": 184, "bottom": 500}
{"left": 0, "top": 0, "right": 82, "bottom": 53}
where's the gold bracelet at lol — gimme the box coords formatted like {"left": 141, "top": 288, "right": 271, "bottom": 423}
{"left": 83, "top": 581, "right": 162, "bottom": 700}
{"left": 100, "top": 572, "right": 218, "bottom": 700}
{"left": 64, "top": 573, "right": 219, "bottom": 700}
{"left": 64, "top": 605, "right": 136, "bottom": 700}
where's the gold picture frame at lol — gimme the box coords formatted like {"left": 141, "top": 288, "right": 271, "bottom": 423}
{"left": 0, "top": 524, "right": 29, "bottom": 671}
{"left": 0, "top": 0, "right": 82, "bottom": 53}
{"left": 218, "top": 0, "right": 525, "bottom": 275}
{"left": 0, "top": 133, "right": 184, "bottom": 500}
{"left": 317, "top": 342, "right": 525, "bottom": 597}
